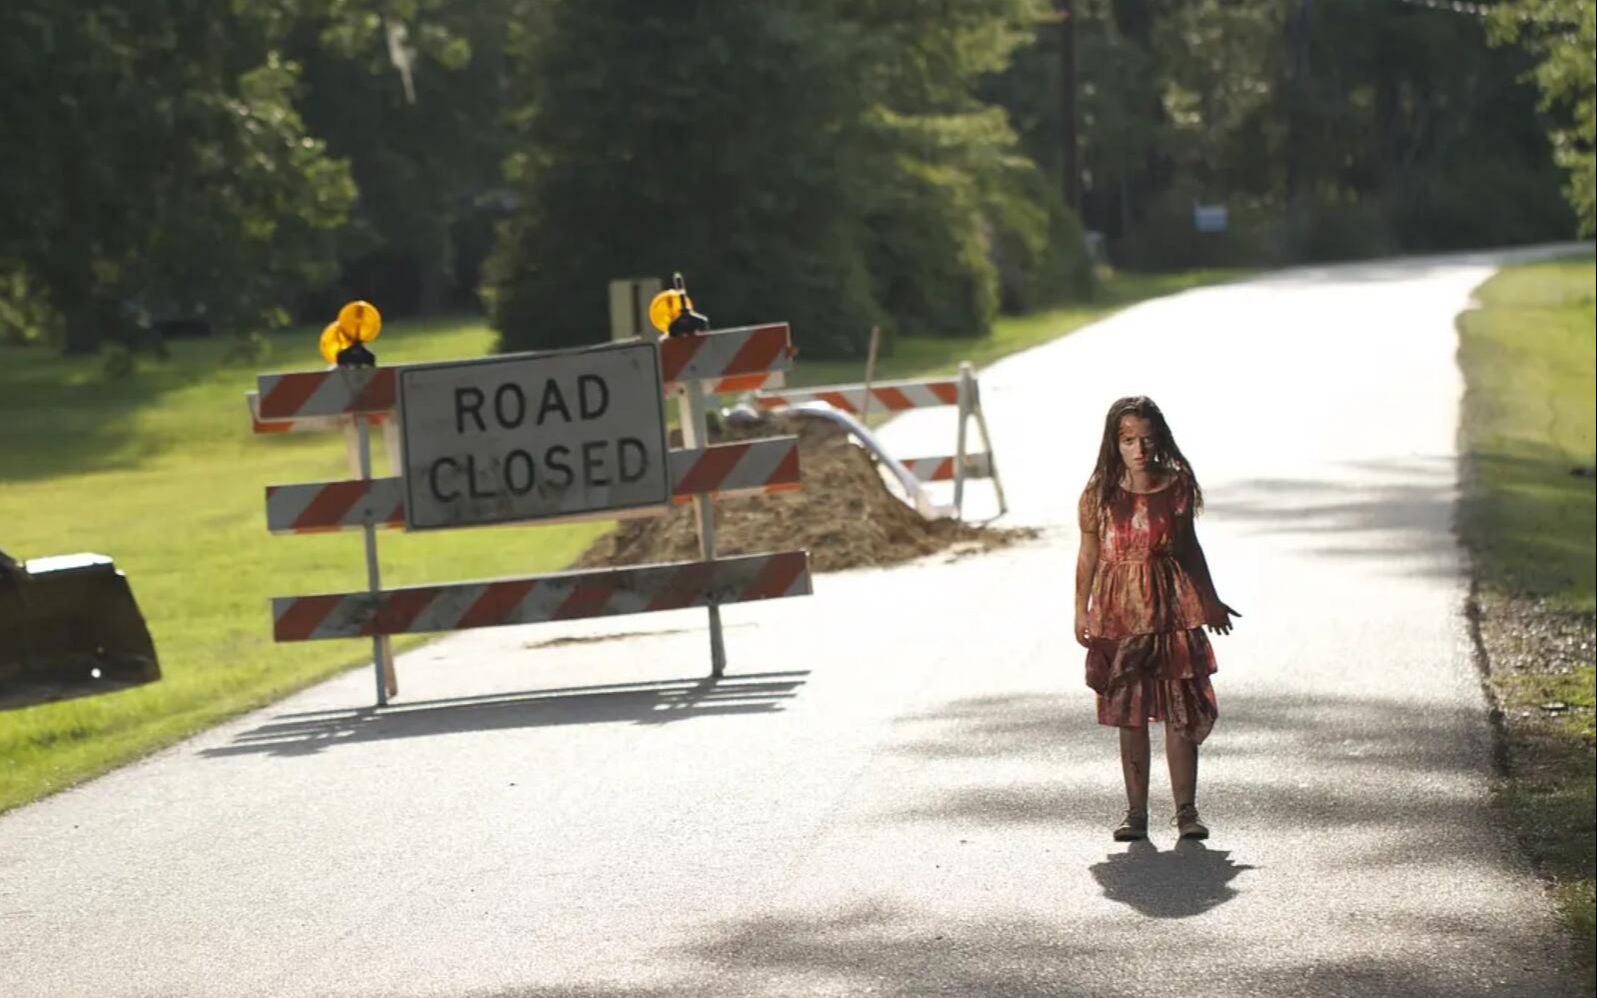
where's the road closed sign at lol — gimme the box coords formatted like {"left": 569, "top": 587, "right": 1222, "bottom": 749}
{"left": 398, "top": 341, "right": 670, "bottom": 530}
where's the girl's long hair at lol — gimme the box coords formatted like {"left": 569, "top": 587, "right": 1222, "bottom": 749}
{"left": 1084, "top": 396, "right": 1203, "bottom": 514}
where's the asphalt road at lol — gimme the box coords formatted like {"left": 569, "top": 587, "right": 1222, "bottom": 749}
{"left": 1, "top": 248, "right": 1587, "bottom": 997}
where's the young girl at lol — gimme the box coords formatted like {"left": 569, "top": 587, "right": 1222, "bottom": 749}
{"left": 1074, "top": 396, "right": 1238, "bottom": 842}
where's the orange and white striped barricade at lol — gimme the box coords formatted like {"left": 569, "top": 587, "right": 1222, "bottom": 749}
{"left": 272, "top": 552, "right": 810, "bottom": 642}
{"left": 263, "top": 438, "right": 801, "bottom": 535}
{"left": 656, "top": 324, "right": 796, "bottom": 673}
{"left": 755, "top": 361, "right": 1005, "bottom": 518}
{"left": 250, "top": 324, "right": 804, "bottom": 705}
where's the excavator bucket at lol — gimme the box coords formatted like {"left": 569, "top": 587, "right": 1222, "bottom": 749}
{"left": 0, "top": 553, "right": 161, "bottom": 712}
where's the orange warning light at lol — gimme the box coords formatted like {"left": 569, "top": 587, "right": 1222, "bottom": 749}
{"left": 648, "top": 289, "right": 687, "bottom": 336}
{"left": 337, "top": 300, "right": 382, "bottom": 343}
{"left": 318, "top": 321, "right": 348, "bottom": 365}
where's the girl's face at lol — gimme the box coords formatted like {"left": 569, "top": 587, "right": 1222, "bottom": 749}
{"left": 1117, "top": 414, "right": 1156, "bottom": 474}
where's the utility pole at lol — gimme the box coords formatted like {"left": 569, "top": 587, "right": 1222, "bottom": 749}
{"left": 1056, "top": 0, "right": 1081, "bottom": 215}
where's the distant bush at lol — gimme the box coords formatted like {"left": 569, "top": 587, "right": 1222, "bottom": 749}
{"left": 989, "top": 170, "right": 1095, "bottom": 313}
{"left": 0, "top": 266, "right": 60, "bottom": 347}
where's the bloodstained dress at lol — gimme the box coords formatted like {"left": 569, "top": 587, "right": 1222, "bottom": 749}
{"left": 1081, "top": 476, "right": 1219, "bottom": 744}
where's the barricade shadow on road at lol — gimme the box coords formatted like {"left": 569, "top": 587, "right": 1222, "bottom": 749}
{"left": 197, "top": 670, "right": 808, "bottom": 759}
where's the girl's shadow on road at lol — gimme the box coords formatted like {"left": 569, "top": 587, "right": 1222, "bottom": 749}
{"left": 1089, "top": 839, "right": 1256, "bottom": 918}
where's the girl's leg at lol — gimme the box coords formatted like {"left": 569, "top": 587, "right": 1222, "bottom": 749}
{"left": 1119, "top": 725, "right": 1150, "bottom": 813}
{"left": 1164, "top": 726, "right": 1199, "bottom": 809}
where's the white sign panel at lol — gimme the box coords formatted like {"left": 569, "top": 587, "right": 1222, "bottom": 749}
{"left": 398, "top": 341, "right": 670, "bottom": 530}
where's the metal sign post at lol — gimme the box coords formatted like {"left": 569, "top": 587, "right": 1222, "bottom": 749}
{"left": 676, "top": 377, "right": 726, "bottom": 677}
{"left": 344, "top": 414, "right": 397, "bottom": 704}
{"left": 953, "top": 363, "right": 973, "bottom": 517}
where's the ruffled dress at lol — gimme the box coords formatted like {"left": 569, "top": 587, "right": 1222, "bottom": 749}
{"left": 1082, "top": 476, "right": 1219, "bottom": 744}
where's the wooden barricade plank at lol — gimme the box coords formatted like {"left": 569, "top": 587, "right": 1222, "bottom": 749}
{"left": 256, "top": 367, "right": 396, "bottom": 421}
{"left": 901, "top": 452, "right": 994, "bottom": 483}
{"left": 252, "top": 325, "right": 793, "bottom": 430}
{"left": 657, "top": 324, "right": 792, "bottom": 388}
{"left": 265, "top": 438, "right": 802, "bottom": 534}
{"left": 272, "top": 551, "right": 812, "bottom": 641}
{"left": 754, "top": 378, "right": 959, "bottom": 415}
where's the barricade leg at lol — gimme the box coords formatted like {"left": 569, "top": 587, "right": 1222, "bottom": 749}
{"left": 347, "top": 416, "right": 396, "bottom": 705}
{"left": 954, "top": 363, "right": 973, "bottom": 518}
{"left": 974, "top": 400, "right": 1007, "bottom": 516}
{"left": 677, "top": 381, "right": 727, "bottom": 677}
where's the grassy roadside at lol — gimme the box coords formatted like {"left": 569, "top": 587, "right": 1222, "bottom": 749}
{"left": 0, "top": 318, "right": 611, "bottom": 814}
{"left": 0, "top": 268, "right": 1241, "bottom": 815}
{"left": 1457, "top": 252, "right": 1596, "bottom": 985}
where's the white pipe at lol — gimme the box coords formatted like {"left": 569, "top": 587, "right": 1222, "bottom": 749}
{"left": 784, "top": 402, "right": 955, "bottom": 520}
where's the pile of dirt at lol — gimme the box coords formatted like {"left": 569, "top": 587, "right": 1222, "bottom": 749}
{"left": 574, "top": 412, "right": 1035, "bottom": 573}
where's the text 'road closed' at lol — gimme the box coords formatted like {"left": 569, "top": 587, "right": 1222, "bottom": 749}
{"left": 399, "top": 343, "right": 670, "bottom": 529}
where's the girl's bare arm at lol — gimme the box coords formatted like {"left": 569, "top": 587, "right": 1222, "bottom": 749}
{"left": 1177, "top": 519, "right": 1217, "bottom": 601}
{"left": 1175, "top": 503, "right": 1237, "bottom": 632}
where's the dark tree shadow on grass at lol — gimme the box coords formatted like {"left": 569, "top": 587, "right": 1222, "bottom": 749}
{"left": 0, "top": 339, "right": 265, "bottom": 483}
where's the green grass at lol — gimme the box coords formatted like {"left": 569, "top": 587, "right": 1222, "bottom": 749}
{"left": 0, "top": 268, "right": 1241, "bottom": 815}
{"left": 1460, "top": 257, "right": 1597, "bottom": 614}
{"left": 0, "top": 319, "right": 609, "bottom": 813}
{"left": 1457, "top": 251, "right": 1596, "bottom": 981}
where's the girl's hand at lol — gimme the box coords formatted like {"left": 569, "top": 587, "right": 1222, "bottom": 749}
{"left": 1204, "top": 598, "right": 1240, "bottom": 636}
{"left": 1074, "top": 610, "right": 1092, "bottom": 648}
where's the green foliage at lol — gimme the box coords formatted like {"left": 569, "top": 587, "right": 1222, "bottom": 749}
{"left": 987, "top": 166, "right": 1094, "bottom": 311}
{"left": 484, "top": 2, "right": 883, "bottom": 358}
{"left": 485, "top": 0, "right": 1090, "bottom": 360}
{"left": 0, "top": 265, "right": 60, "bottom": 346}
{"left": 289, "top": 0, "right": 518, "bottom": 315}
{"left": 0, "top": 2, "right": 356, "bottom": 353}
{"left": 988, "top": 0, "right": 1574, "bottom": 267}
{"left": 3, "top": 0, "right": 1579, "bottom": 362}
{"left": 863, "top": 151, "right": 999, "bottom": 340}
{"left": 1489, "top": 0, "right": 1597, "bottom": 235}
{"left": 1153, "top": 0, "right": 1284, "bottom": 192}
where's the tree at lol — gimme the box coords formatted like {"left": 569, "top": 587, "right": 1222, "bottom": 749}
{"left": 486, "top": 0, "right": 1086, "bottom": 359}
{"left": 288, "top": 0, "right": 519, "bottom": 316}
{"left": 1490, "top": 0, "right": 1596, "bottom": 235}
{"left": 484, "top": 1, "right": 884, "bottom": 358}
{"left": 844, "top": 0, "right": 1092, "bottom": 326}
{"left": 0, "top": 2, "right": 355, "bottom": 353}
